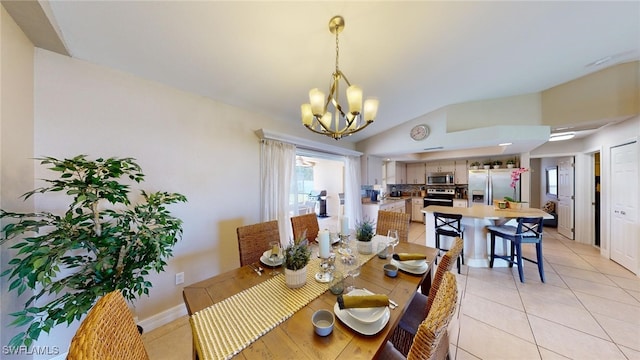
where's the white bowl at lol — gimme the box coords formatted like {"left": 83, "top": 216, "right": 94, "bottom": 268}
{"left": 312, "top": 309, "right": 334, "bottom": 336}
{"left": 399, "top": 259, "right": 426, "bottom": 269}
{"left": 344, "top": 289, "right": 387, "bottom": 324}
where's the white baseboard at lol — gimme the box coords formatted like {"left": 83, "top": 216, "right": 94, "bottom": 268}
{"left": 138, "top": 303, "right": 188, "bottom": 333}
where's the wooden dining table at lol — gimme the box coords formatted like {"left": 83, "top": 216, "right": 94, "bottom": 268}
{"left": 183, "top": 240, "right": 437, "bottom": 360}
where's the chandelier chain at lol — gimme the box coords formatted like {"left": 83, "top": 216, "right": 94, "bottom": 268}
{"left": 335, "top": 30, "right": 340, "bottom": 73}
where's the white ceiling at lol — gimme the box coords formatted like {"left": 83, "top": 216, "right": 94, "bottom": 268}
{"left": 14, "top": 1, "right": 640, "bottom": 143}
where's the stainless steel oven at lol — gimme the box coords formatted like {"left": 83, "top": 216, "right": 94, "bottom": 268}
{"left": 424, "top": 188, "right": 455, "bottom": 207}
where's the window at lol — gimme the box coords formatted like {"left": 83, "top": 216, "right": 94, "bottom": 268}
{"left": 546, "top": 166, "right": 558, "bottom": 196}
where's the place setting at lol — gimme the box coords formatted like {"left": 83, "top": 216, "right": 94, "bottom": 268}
{"left": 260, "top": 241, "right": 283, "bottom": 275}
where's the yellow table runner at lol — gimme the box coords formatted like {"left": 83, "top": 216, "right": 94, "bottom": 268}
{"left": 190, "top": 247, "right": 378, "bottom": 360}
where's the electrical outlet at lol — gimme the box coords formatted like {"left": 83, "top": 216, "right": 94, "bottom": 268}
{"left": 175, "top": 272, "right": 184, "bottom": 285}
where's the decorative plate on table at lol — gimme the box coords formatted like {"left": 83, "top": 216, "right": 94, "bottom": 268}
{"left": 391, "top": 259, "right": 428, "bottom": 275}
{"left": 260, "top": 250, "right": 283, "bottom": 266}
{"left": 333, "top": 302, "right": 390, "bottom": 335}
{"left": 343, "top": 289, "right": 387, "bottom": 324}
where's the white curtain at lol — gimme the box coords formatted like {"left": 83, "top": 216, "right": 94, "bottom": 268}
{"left": 344, "top": 155, "right": 363, "bottom": 230}
{"left": 261, "top": 139, "right": 297, "bottom": 244}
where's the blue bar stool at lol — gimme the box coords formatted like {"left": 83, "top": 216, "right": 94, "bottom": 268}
{"left": 487, "top": 217, "right": 545, "bottom": 283}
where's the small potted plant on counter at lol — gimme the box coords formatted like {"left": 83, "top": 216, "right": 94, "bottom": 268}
{"left": 506, "top": 159, "right": 516, "bottom": 168}
{"left": 493, "top": 160, "right": 503, "bottom": 169}
{"left": 483, "top": 160, "right": 492, "bottom": 169}
{"left": 355, "top": 217, "right": 375, "bottom": 254}
{"left": 283, "top": 231, "right": 311, "bottom": 288}
{"left": 470, "top": 161, "right": 481, "bottom": 170}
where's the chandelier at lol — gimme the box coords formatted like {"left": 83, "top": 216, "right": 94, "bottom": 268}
{"left": 301, "top": 15, "right": 379, "bottom": 140}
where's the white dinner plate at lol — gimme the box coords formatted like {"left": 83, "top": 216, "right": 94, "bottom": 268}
{"left": 343, "top": 289, "right": 387, "bottom": 324}
{"left": 260, "top": 251, "right": 283, "bottom": 266}
{"left": 333, "top": 302, "right": 390, "bottom": 335}
{"left": 391, "top": 259, "right": 428, "bottom": 275}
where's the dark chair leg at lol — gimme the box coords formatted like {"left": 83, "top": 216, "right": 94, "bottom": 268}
{"left": 489, "top": 233, "right": 496, "bottom": 268}
{"left": 434, "top": 234, "right": 440, "bottom": 265}
{"left": 536, "top": 242, "right": 545, "bottom": 283}
{"left": 456, "top": 256, "right": 461, "bottom": 274}
{"left": 515, "top": 242, "right": 525, "bottom": 282}
{"left": 508, "top": 241, "right": 515, "bottom": 268}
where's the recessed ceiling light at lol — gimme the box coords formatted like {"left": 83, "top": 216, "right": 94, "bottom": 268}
{"left": 549, "top": 132, "right": 576, "bottom": 141}
{"left": 499, "top": 142, "right": 512, "bottom": 146}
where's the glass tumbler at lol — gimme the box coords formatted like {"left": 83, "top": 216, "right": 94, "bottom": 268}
{"left": 329, "top": 271, "right": 344, "bottom": 295}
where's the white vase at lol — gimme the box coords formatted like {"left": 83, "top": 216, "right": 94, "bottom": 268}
{"left": 483, "top": 165, "right": 491, "bottom": 169}
{"left": 507, "top": 164, "right": 515, "bottom": 168}
{"left": 357, "top": 240, "right": 373, "bottom": 255}
{"left": 284, "top": 267, "right": 307, "bottom": 288}
{"left": 493, "top": 165, "right": 500, "bottom": 169}
{"left": 471, "top": 166, "right": 479, "bottom": 170}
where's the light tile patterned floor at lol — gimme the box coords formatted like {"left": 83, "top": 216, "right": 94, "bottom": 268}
{"left": 143, "top": 221, "right": 640, "bottom": 359}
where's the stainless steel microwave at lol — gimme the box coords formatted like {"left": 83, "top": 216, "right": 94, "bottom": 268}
{"left": 427, "top": 172, "right": 454, "bottom": 185}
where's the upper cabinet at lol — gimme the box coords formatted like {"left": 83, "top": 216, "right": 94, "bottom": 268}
{"left": 454, "top": 160, "right": 468, "bottom": 184}
{"left": 362, "top": 155, "right": 383, "bottom": 185}
{"left": 385, "top": 161, "right": 406, "bottom": 185}
{"left": 425, "top": 161, "right": 455, "bottom": 174}
{"left": 406, "top": 163, "right": 426, "bottom": 184}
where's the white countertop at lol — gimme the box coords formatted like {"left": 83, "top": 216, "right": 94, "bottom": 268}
{"left": 422, "top": 204, "right": 553, "bottom": 220}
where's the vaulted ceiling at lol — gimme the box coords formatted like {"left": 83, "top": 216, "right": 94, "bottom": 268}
{"left": 5, "top": 1, "right": 640, "bottom": 144}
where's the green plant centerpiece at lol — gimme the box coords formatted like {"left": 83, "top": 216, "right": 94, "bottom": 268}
{"left": 355, "top": 217, "right": 376, "bottom": 254}
{"left": 470, "top": 161, "right": 481, "bottom": 169}
{"left": 283, "top": 231, "right": 311, "bottom": 288}
{"left": 0, "top": 155, "right": 187, "bottom": 347}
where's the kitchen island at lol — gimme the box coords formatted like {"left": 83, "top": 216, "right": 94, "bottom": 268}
{"left": 422, "top": 205, "right": 554, "bottom": 267}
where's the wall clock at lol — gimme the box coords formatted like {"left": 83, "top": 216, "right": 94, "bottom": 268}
{"left": 410, "top": 124, "right": 430, "bottom": 141}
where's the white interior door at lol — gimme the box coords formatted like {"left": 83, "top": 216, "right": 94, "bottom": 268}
{"left": 557, "top": 157, "right": 575, "bottom": 239}
{"left": 610, "top": 141, "right": 638, "bottom": 274}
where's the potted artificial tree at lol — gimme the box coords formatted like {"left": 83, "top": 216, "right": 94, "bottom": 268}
{"left": 355, "top": 217, "right": 375, "bottom": 254}
{"left": 283, "top": 232, "right": 311, "bottom": 288}
{"left": 483, "top": 160, "right": 492, "bottom": 169}
{"left": 0, "top": 155, "right": 187, "bottom": 347}
{"left": 470, "top": 161, "right": 481, "bottom": 170}
{"left": 506, "top": 159, "right": 516, "bottom": 168}
{"left": 493, "top": 160, "right": 503, "bottom": 169}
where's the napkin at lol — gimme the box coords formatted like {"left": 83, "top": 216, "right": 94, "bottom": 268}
{"left": 392, "top": 253, "right": 426, "bottom": 261}
{"left": 337, "top": 294, "right": 389, "bottom": 309}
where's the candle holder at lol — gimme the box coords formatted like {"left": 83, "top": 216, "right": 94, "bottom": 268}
{"left": 339, "top": 233, "right": 350, "bottom": 251}
{"left": 315, "top": 254, "right": 335, "bottom": 283}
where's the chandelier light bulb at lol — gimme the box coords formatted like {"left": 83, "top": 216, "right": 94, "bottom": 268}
{"left": 309, "top": 88, "right": 325, "bottom": 116}
{"left": 346, "top": 85, "right": 363, "bottom": 114}
{"left": 301, "top": 104, "right": 313, "bottom": 126}
{"left": 363, "top": 98, "right": 379, "bottom": 122}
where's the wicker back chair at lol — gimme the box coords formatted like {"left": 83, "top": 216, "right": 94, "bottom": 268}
{"left": 290, "top": 213, "right": 319, "bottom": 243}
{"left": 68, "top": 290, "right": 149, "bottom": 360}
{"left": 389, "top": 237, "right": 462, "bottom": 356}
{"left": 407, "top": 272, "right": 458, "bottom": 360}
{"left": 376, "top": 210, "right": 411, "bottom": 243}
{"left": 236, "top": 220, "right": 280, "bottom": 266}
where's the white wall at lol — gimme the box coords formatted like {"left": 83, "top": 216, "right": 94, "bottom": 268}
{"left": 1, "top": 6, "right": 37, "bottom": 358}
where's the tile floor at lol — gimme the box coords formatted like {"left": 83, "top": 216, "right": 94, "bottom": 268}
{"left": 142, "top": 220, "right": 640, "bottom": 359}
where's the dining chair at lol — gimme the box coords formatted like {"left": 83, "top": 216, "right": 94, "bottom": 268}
{"left": 290, "top": 213, "right": 319, "bottom": 243}
{"left": 433, "top": 212, "right": 464, "bottom": 274}
{"left": 376, "top": 210, "right": 411, "bottom": 243}
{"left": 389, "top": 237, "right": 463, "bottom": 357}
{"left": 68, "top": 290, "right": 149, "bottom": 360}
{"left": 380, "top": 272, "right": 458, "bottom": 360}
{"left": 236, "top": 220, "right": 280, "bottom": 266}
{"left": 487, "top": 217, "right": 545, "bottom": 283}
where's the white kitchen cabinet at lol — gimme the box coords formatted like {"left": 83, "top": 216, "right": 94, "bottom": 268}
{"left": 412, "top": 198, "right": 424, "bottom": 223}
{"left": 454, "top": 160, "right": 468, "bottom": 184}
{"left": 425, "top": 161, "right": 455, "bottom": 174}
{"left": 363, "top": 155, "right": 383, "bottom": 185}
{"left": 385, "top": 161, "right": 406, "bottom": 185}
{"left": 453, "top": 199, "right": 468, "bottom": 208}
{"left": 406, "top": 163, "right": 426, "bottom": 184}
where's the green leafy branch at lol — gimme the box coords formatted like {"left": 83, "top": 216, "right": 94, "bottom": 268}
{"left": 0, "top": 155, "right": 186, "bottom": 347}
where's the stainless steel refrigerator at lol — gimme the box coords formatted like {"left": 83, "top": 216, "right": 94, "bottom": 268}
{"left": 468, "top": 168, "right": 520, "bottom": 206}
